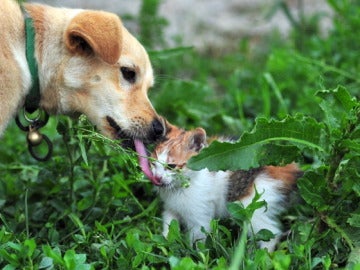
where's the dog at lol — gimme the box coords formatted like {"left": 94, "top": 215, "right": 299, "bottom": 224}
{"left": 0, "top": 1, "right": 165, "bottom": 176}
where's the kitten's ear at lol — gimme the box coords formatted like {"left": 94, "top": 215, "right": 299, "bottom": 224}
{"left": 189, "top": 128, "right": 207, "bottom": 152}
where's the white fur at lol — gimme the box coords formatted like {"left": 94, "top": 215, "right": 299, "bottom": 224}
{"left": 157, "top": 168, "right": 229, "bottom": 243}
{"left": 11, "top": 44, "right": 31, "bottom": 98}
{"left": 242, "top": 173, "right": 287, "bottom": 251}
{"left": 154, "top": 160, "right": 288, "bottom": 251}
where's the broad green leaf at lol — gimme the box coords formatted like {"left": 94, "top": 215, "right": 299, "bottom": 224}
{"left": 348, "top": 214, "right": 360, "bottom": 228}
{"left": 325, "top": 215, "right": 354, "bottom": 249}
{"left": 169, "top": 256, "right": 180, "bottom": 268}
{"left": 317, "top": 86, "right": 357, "bottom": 131}
{"left": 188, "top": 114, "right": 324, "bottom": 171}
{"left": 24, "top": 238, "right": 36, "bottom": 257}
{"left": 42, "top": 245, "right": 64, "bottom": 265}
{"left": 271, "top": 251, "right": 292, "bottom": 270}
{"left": 341, "top": 139, "right": 360, "bottom": 153}
{"left": 0, "top": 249, "right": 19, "bottom": 266}
{"left": 39, "top": 257, "right": 54, "bottom": 269}
{"left": 259, "top": 144, "right": 301, "bottom": 166}
{"left": 318, "top": 86, "right": 357, "bottom": 112}
{"left": 171, "top": 257, "right": 197, "bottom": 270}
{"left": 64, "top": 250, "right": 81, "bottom": 269}
{"left": 347, "top": 246, "right": 360, "bottom": 267}
{"left": 255, "top": 229, "right": 275, "bottom": 242}
{"left": 77, "top": 196, "right": 93, "bottom": 211}
{"left": 167, "top": 220, "right": 182, "bottom": 243}
{"left": 297, "top": 170, "right": 328, "bottom": 210}
{"left": 227, "top": 202, "right": 250, "bottom": 222}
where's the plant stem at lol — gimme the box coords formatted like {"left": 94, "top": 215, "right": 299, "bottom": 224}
{"left": 62, "top": 125, "right": 76, "bottom": 211}
{"left": 229, "top": 221, "right": 248, "bottom": 270}
{"left": 25, "top": 188, "right": 29, "bottom": 238}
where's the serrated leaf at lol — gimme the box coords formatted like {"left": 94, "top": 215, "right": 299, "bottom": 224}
{"left": 341, "top": 139, "right": 360, "bottom": 153}
{"left": 188, "top": 115, "right": 324, "bottom": 171}
{"left": 297, "top": 171, "right": 328, "bottom": 210}
{"left": 259, "top": 144, "right": 301, "bottom": 166}
{"left": 317, "top": 86, "right": 357, "bottom": 131}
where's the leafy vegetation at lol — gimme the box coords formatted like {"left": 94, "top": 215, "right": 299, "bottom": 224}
{"left": 1, "top": 0, "right": 360, "bottom": 269}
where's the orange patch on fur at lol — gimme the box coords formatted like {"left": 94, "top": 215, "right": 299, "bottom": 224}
{"left": 265, "top": 163, "right": 301, "bottom": 187}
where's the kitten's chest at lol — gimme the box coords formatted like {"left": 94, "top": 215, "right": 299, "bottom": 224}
{"left": 161, "top": 170, "right": 230, "bottom": 215}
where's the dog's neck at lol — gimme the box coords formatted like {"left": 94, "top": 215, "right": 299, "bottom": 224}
{"left": 24, "top": 4, "right": 70, "bottom": 115}
{"left": 24, "top": 16, "right": 41, "bottom": 113}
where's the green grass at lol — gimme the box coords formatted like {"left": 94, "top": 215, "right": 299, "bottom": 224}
{"left": 1, "top": 0, "right": 360, "bottom": 269}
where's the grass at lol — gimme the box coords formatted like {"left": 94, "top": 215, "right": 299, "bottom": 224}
{"left": 1, "top": 0, "right": 360, "bottom": 269}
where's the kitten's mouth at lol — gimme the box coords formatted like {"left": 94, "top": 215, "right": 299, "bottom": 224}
{"left": 106, "top": 116, "right": 161, "bottom": 186}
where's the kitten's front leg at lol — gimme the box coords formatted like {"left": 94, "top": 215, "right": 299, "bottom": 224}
{"left": 187, "top": 216, "right": 213, "bottom": 244}
{"left": 162, "top": 210, "right": 179, "bottom": 238}
{"left": 189, "top": 225, "right": 207, "bottom": 244}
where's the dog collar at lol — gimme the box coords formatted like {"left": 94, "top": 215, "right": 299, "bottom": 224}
{"left": 24, "top": 16, "right": 41, "bottom": 113}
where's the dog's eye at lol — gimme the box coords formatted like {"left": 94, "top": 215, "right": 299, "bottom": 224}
{"left": 120, "top": 67, "right": 136, "bottom": 83}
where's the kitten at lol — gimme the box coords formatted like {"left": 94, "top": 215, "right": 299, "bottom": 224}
{"left": 151, "top": 123, "right": 302, "bottom": 251}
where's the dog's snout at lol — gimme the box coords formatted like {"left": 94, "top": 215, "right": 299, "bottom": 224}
{"left": 152, "top": 118, "right": 165, "bottom": 139}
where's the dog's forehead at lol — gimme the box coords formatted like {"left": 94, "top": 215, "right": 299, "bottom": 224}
{"left": 120, "top": 28, "right": 149, "bottom": 65}
{"left": 120, "top": 27, "right": 154, "bottom": 85}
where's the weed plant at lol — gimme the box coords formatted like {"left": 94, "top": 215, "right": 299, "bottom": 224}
{"left": 1, "top": 0, "right": 360, "bottom": 269}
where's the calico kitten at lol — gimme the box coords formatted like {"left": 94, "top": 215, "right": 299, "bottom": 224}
{"left": 151, "top": 123, "right": 302, "bottom": 251}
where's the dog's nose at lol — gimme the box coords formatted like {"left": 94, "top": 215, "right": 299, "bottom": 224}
{"left": 151, "top": 118, "right": 165, "bottom": 139}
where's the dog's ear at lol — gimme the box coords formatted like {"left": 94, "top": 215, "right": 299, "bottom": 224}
{"left": 64, "top": 11, "right": 122, "bottom": 65}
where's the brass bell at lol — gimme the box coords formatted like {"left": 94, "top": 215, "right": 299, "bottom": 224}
{"left": 27, "top": 130, "right": 43, "bottom": 146}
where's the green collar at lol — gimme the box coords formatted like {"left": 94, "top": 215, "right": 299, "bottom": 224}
{"left": 24, "top": 17, "right": 41, "bottom": 114}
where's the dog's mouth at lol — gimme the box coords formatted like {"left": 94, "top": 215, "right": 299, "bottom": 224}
{"left": 106, "top": 116, "right": 133, "bottom": 147}
{"left": 106, "top": 116, "right": 161, "bottom": 186}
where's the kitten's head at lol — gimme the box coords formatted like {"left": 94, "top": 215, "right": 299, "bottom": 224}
{"left": 151, "top": 122, "right": 207, "bottom": 187}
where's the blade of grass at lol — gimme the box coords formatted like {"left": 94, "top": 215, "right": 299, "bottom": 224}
{"left": 263, "top": 72, "right": 288, "bottom": 116}
{"left": 229, "top": 221, "right": 248, "bottom": 270}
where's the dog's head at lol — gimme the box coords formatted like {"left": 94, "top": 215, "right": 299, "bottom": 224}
{"left": 26, "top": 5, "right": 165, "bottom": 145}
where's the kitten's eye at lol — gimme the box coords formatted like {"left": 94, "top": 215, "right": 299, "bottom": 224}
{"left": 120, "top": 67, "right": 136, "bottom": 83}
{"left": 167, "top": 164, "right": 177, "bottom": 169}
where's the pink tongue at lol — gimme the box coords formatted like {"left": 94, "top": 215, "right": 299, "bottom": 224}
{"left": 134, "top": 139, "right": 161, "bottom": 186}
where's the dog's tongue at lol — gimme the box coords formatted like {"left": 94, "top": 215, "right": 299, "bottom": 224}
{"left": 134, "top": 139, "right": 161, "bottom": 186}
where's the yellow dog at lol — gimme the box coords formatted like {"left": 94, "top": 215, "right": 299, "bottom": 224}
{"left": 0, "top": 0, "right": 165, "bottom": 182}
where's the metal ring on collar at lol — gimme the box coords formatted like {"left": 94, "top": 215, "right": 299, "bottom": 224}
{"left": 23, "top": 108, "right": 42, "bottom": 123}
{"left": 28, "top": 134, "right": 53, "bottom": 162}
{"left": 15, "top": 108, "right": 49, "bottom": 131}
